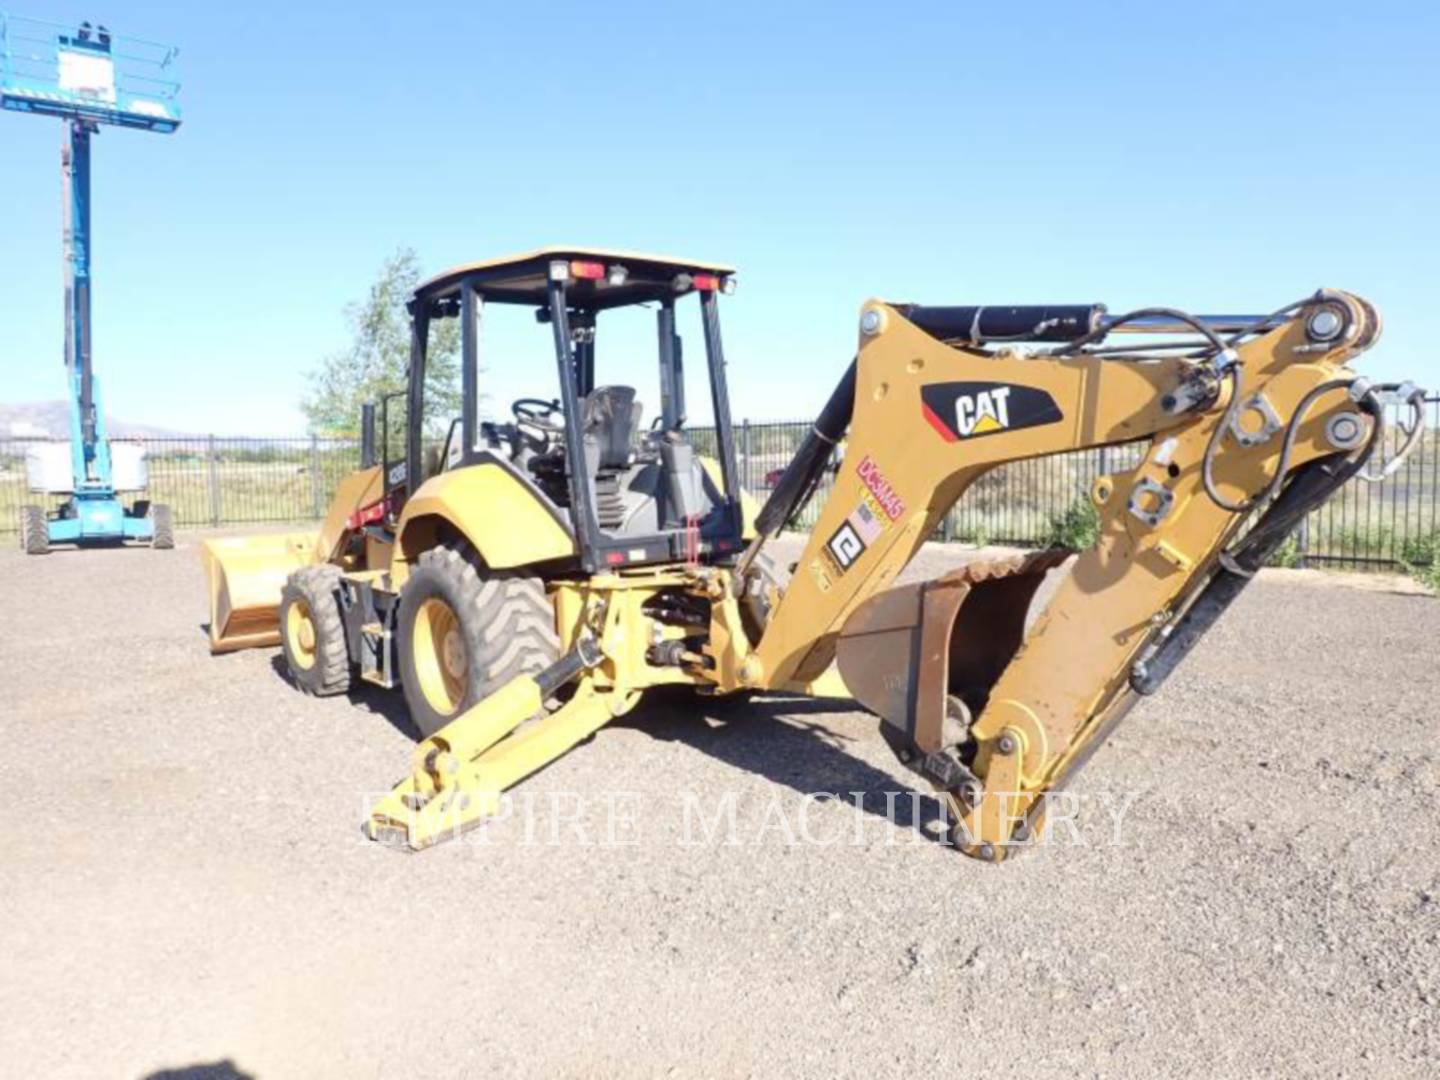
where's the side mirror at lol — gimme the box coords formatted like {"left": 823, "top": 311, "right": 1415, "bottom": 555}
{"left": 360, "top": 403, "right": 377, "bottom": 468}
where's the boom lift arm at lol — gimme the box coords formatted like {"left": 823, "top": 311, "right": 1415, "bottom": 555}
{"left": 365, "top": 287, "right": 1423, "bottom": 857}
{"left": 1, "top": 14, "right": 182, "bottom": 551}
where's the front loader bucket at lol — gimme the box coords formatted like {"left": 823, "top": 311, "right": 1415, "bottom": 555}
{"left": 199, "top": 532, "right": 317, "bottom": 653}
{"left": 834, "top": 549, "right": 1071, "bottom": 768}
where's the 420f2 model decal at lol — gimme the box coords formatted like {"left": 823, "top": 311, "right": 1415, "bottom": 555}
{"left": 920, "top": 381, "right": 1063, "bottom": 442}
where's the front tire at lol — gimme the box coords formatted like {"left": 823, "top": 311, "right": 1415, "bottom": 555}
{"left": 20, "top": 505, "right": 48, "bottom": 555}
{"left": 150, "top": 503, "right": 174, "bottom": 549}
{"left": 396, "top": 544, "right": 560, "bottom": 739}
{"left": 279, "top": 564, "right": 352, "bottom": 696}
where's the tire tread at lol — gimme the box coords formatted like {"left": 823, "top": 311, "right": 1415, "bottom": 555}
{"left": 281, "top": 564, "right": 352, "bottom": 696}
{"left": 400, "top": 543, "right": 560, "bottom": 736}
{"left": 150, "top": 504, "right": 175, "bottom": 550}
{"left": 20, "top": 505, "right": 48, "bottom": 556}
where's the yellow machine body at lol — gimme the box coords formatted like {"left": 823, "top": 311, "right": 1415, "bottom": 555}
{"left": 392, "top": 461, "right": 578, "bottom": 581}
{"left": 364, "top": 288, "right": 1404, "bottom": 853}
{"left": 200, "top": 452, "right": 749, "bottom": 641}
{"left": 196, "top": 257, "right": 1417, "bottom": 862}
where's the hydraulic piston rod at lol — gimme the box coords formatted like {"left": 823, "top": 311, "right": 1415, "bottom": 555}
{"left": 1101, "top": 313, "right": 1271, "bottom": 335}
{"left": 897, "top": 304, "right": 1276, "bottom": 347}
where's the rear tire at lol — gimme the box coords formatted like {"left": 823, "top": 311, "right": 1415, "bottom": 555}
{"left": 20, "top": 505, "right": 48, "bottom": 555}
{"left": 280, "top": 564, "right": 352, "bottom": 696}
{"left": 150, "top": 503, "right": 174, "bottom": 549}
{"left": 397, "top": 543, "right": 560, "bottom": 739}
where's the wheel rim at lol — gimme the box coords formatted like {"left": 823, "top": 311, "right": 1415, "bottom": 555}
{"left": 413, "top": 597, "right": 467, "bottom": 717}
{"left": 286, "top": 598, "right": 318, "bottom": 670}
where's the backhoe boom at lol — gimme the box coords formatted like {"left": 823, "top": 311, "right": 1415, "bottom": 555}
{"left": 744, "top": 289, "right": 1405, "bottom": 859}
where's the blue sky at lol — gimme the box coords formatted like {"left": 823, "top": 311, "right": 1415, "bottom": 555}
{"left": 1, "top": 0, "right": 1436, "bottom": 435}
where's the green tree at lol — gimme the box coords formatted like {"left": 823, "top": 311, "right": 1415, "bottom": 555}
{"left": 302, "top": 247, "right": 461, "bottom": 436}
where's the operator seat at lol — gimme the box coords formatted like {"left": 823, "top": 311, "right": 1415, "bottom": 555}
{"left": 580, "top": 385, "right": 642, "bottom": 531}
{"left": 580, "top": 386, "right": 641, "bottom": 470}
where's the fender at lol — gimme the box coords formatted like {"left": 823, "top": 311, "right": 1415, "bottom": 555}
{"left": 394, "top": 457, "right": 576, "bottom": 580}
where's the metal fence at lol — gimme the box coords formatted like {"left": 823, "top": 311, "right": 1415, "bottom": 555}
{"left": 3, "top": 396, "right": 1437, "bottom": 571}
{"left": 0, "top": 436, "right": 362, "bottom": 532}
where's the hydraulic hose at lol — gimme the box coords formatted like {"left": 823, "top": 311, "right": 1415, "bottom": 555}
{"left": 1355, "top": 382, "right": 1428, "bottom": 482}
{"left": 1201, "top": 375, "right": 1356, "bottom": 513}
{"left": 1048, "top": 307, "right": 1234, "bottom": 358}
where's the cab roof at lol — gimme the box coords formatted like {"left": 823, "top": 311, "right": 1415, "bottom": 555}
{"left": 413, "top": 247, "right": 736, "bottom": 312}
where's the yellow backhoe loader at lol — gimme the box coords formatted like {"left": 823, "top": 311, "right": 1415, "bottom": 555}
{"left": 201, "top": 247, "right": 1425, "bottom": 860}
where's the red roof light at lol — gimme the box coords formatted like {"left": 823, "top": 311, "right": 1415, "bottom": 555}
{"left": 570, "top": 260, "right": 606, "bottom": 280}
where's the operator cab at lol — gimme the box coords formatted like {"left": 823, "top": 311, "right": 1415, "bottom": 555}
{"left": 378, "top": 248, "right": 746, "bottom": 574}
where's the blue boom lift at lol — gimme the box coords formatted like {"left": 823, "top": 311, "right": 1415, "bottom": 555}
{"left": 1, "top": 11, "right": 181, "bottom": 553}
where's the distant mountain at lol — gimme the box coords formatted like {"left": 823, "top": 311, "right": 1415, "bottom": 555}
{"left": 0, "top": 401, "right": 197, "bottom": 440}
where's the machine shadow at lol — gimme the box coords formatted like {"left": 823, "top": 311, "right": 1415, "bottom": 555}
{"left": 142, "top": 1060, "right": 255, "bottom": 1080}
{"left": 615, "top": 691, "right": 954, "bottom": 845}
{"left": 264, "top": 646, "right": 948, "bottom": 845}
{"left": 266, "top": 654, "right": 421, "bottom": 739}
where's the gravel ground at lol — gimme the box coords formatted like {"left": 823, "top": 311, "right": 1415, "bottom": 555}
{"left": 1, "top": 530, "right": 1437, "bottom": 1079}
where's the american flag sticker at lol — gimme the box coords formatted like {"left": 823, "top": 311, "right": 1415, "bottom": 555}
{"left": 847, "top": 500, "right": 884, "bottom": 545}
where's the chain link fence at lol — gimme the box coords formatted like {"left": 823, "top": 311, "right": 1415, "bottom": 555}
{"left": 3, "top": 396, "right": 1436, "bottom": 571}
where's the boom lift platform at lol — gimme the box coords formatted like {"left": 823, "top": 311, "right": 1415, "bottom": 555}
{"left": 202, "top": 248, "right": 1426, "bottom": 860}
{"left": 2, "top": 11, "right": 181, "bottom": 552}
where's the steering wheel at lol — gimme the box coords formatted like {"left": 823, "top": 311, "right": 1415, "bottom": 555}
{"left": 512, "top": 397, "right": 564, "bottom": 431}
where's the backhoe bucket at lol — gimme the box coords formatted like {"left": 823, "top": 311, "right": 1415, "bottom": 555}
{"left": 834, "top": 549, "right": 1071, "bottom": 767}
{"left": 199, "top": 532, "right": 317, "bottom": 653}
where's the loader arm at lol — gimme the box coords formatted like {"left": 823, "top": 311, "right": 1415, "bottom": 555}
{"left": 742, "top": 289, "right": 1393, "bottom": 859}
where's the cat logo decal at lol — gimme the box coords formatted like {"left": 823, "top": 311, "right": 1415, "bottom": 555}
{"left": 920, "top": 381, "right": 1063, "bottom": 442}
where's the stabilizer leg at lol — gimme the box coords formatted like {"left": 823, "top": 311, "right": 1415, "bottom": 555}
{"left": 366, "top": 637, "right": 619, "bottom": 849}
